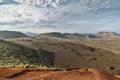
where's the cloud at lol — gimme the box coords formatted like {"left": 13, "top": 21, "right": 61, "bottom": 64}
{"left": 0, "top": 0, "right": 120, "bottom": 33}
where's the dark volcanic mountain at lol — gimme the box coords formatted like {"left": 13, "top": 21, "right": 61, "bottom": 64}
{"left": 64, "top": 33, "right": 97, "bottom": 38}
{"left": 0, "top": 31, "right": 28, "bottom": 39}
{"left": 38, "top": 32, "right": 66, "bottom": 38}
{"left": 34, "top": 32, "right": 120, "bottom": 39}
{"left": 38, "top": 32, "right": 97, "bottom": 39}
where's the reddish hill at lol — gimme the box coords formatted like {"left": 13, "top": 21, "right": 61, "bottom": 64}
{"left": 96, "top": 31, "right": 120, "bottom": 39}
{"left": 1, "top": 68, "right": 120, "bottom": 80}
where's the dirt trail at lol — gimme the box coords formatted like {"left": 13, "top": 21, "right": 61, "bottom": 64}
{"left": 32, "top": 47, "right": 44, "bottom": 65}
{"left": 1, "top": 69, "right": 120, "bottom": 80}
{"left": 21, "top": 45, "right": 44, "bottom": 65}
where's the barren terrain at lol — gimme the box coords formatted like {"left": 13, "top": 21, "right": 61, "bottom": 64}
{"left": 6, "top": 37, "right": 120, "bottom": 75}
{"left": 2, "top": 33, "right": 120, "bottom": 80}
{"left": 0, "top": 68, "right": 120, "bottom": 80}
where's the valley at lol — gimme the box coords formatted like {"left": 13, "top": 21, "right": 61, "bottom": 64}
{"left": 0, "top": 31, "right": 120, "bottom": 80}
{"left": 6, "top": 32, "right": 120, "bottom": 75}
{"left": 0, "top": 0, "right": 120, "bottom": 79}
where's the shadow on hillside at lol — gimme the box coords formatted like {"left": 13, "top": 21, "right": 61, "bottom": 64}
{"left": 0, "top": 40, "right": 55, "bottom": 67}
{"left": 37, "top": 48, "right": 55, "bottom": 67}
{"left": 45, "top": 42, "right": 120, "bottom": 75}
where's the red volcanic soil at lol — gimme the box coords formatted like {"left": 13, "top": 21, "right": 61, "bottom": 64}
{"left": 0, "top": 68, "right": 120, "bottom": 80}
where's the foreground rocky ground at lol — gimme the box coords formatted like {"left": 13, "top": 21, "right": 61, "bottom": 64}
{"left": 0, "top": 68, "right": 120, "bottom": 80}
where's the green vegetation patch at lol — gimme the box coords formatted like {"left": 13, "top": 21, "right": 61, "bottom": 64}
{"left": 0, "top": 40, "right": 54, "bottom": 67}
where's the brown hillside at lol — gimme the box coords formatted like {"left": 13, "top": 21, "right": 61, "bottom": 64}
{"left": 6, "top": 37, "right": 120, "bottom": 75}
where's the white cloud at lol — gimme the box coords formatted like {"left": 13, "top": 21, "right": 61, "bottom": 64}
{"left": 0, "top": 0, "right": 120, "bottom": 33}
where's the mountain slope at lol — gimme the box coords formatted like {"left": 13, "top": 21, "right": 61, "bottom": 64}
{"left": 7, "top": 37, "right": 120, "bottom": 74}
{"left": 64, "top": 33, "right": 97, "bottom": 38}
{"left": 0, "top": 31, "right": 28, "bottom": 39}
{"left": 38, "top": 32, "right": 66, "bottom": 38}
{"left": 0, "top": 40, "right": 54, "bottom": 67}
{"left": 25, "top": 32, "right": 38, "bottom": 37}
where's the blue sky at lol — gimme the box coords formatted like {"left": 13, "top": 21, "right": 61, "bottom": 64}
{"left": 0, "top": 0, "right": 120, "bottom": 33}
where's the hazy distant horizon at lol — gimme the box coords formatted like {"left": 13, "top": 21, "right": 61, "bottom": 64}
{"left": 1, "top": 30, "right": 120, "bottom": 35}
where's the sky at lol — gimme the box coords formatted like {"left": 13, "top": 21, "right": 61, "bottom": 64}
{"left": 0, "top": 0, "right": 120, "bottom": 33}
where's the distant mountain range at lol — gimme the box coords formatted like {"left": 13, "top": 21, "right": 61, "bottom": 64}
{"left": 25, "top": 32, "right": 38, "bottom": 37}
{"left": 37, "top": 31, "right": 120, "bottom": 39}
{"left": 64, "top": 33, "right": 97, "bottom": 38}
{"left": 96, "top": 31, "right": 120, "bottom": 38}
{"left": 0, "top": 30, "right": 120, "bottom": 39}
